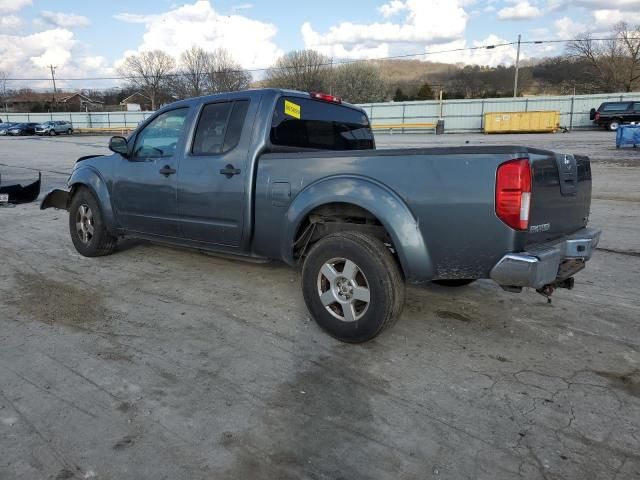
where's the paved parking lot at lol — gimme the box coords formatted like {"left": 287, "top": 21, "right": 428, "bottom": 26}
{"left": 1, "top": 132, "right": 639, "bottom": 479}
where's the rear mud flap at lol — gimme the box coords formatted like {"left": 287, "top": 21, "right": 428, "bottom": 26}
{"left": 0, "top": 172, "right": 41, "bottom": 205}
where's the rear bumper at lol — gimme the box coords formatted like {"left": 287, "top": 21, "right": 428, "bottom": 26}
{"left": 490, "top": 228, "right": 601, "bottom": 289}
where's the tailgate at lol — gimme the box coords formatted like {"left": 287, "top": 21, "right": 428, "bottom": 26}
{"left": 527, "top": 152, "right": 592, "bottom": 244}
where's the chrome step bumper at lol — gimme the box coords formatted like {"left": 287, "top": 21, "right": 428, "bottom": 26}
{"left": 490, "top": 228, "right": 601, "bottom": 289}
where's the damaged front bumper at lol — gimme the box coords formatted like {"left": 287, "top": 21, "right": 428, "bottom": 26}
{"left": 0, "top": 172, "right": 41, "bottom": 205}
{"left": 490, "top": 228, "right": 601, "bottom": 290}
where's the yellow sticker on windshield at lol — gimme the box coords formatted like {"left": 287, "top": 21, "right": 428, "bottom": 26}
{"left": 284, "top": 100, "right": 301, "bottom": 119}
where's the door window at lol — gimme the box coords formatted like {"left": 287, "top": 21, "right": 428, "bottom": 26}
{"left": 192, "top": 100, "right": 249, "bottom": 155}
{"left": 632, "top": 102, "right": 640, "bottom": 111}
{"left": 133, "top": 108, "right": 188, "bottom": 159}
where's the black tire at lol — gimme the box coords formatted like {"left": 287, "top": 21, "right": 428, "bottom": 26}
{"left": 608, "top": 118, "right": 621, "bottom": 131}
{"left": 49, "top": 129, "right": 56, "bottom": 136}
{"left": 67, "top": 129, "right": 72, "bottom": 135}
{"left": 432, "top": 279, "right": 476, "bottom": 287}
{"left": 68, "top": 187, "right": 117, "bottom": 257}
{"left": 301, "top": 231, "right": 405, "bottom": 343}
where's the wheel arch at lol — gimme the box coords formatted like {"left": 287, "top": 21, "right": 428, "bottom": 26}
{"left": 282, "top": 175, "right": 434, "bottom": 282}
{"left": 68, "top": 166, "right": 119, "bottom": 234}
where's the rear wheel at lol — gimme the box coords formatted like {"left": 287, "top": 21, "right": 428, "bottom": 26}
{"left": 67, "top": 129, "right": 72, "bottom": 135}
{"left": 609, "top": 119, "right": 621, "bottom": 131}
{"left": 301, "top": 231, "right": 405, "bottom": 343}
{"left": 69, "top": 188, "right": 117, "bottom": 257}
{"left": 432, "top": 279, "right": 476, "bottom": 287}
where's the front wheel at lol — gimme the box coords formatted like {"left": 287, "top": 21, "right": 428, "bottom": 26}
{"left": 49, "top": 129, "right": 56, "bottom": 136}
{"left": 69, "top": 188, "right": 117, "bottom": 257}
{"left": 301, "top": 231, "right": 405, "bottom": 343}
{"left": 67, "top": 129, "right": 72, "bottom": 135}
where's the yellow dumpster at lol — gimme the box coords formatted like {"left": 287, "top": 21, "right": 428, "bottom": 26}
{"left": 484, "top": 111, "right": 560, "bottom": 134}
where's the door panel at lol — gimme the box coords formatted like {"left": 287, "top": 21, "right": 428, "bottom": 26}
{"left": 177, "top": 100, "right": 250, "bottom": 246}
{"left": 112, "top": 108, "right": 190, "bottom": 237}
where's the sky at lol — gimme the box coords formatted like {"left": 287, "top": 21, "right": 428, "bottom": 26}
{"left": 1, "top": 0, "right": 639, "bottom": 89}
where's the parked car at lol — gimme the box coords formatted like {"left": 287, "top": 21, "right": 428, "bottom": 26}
{"left": 590, "top": 101, "right": 640, "bottom": 130}
{"left": 0, "top": 122, "right": 17, "bottom": 136}
{"left": 41, "top": 89, "right": 600, "bottom": 343}
{"left": 7, "top": 122, "right": 40, "bottom": 136}
{"left": 35, "top": 120, "right": 74, "bottom": 136}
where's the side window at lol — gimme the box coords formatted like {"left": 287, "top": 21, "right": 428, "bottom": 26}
{"left": 633, "top": 103, "right": 640, "bottom": 111}
{"left": 192, "top": 100, "right": 249, "bottom": 155}
{"left": 602, "top": 103, "right": 630, "bottom": 112}
{"left": 133, "top": 108, "right": 188, "bottom": 159}
{"left": 192, "top": 102, "right": 232, "bottom": 155}
{"left": 223, "top": 101, "right": 249, "bottom": 152}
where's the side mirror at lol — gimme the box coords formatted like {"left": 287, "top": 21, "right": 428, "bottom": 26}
{"left": 109, "top": 136, "right": 129, "bottom": 157}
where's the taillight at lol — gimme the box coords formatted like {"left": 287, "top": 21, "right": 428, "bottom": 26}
{"left": 595, "top": 112, "right": 600, "bottom": 120}
{"left": 309, "top": 92, "right": 342, "bottom": 103}
{"left": 496, "top": 159, "right": 531, "bottom": 231}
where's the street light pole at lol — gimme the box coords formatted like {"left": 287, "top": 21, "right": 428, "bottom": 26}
{"left": 513, "top": 34, "right": 521, "bottom": 98}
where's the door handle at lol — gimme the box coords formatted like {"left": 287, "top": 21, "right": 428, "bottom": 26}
{"left": 220, "top": 164, "right": 241, "bottom": 178}
{"left": 159, "top": 165, "right": 176, "bottom": 177}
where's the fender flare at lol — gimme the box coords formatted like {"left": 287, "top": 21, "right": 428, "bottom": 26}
{"left": 282, "top": 175, "right": 433, "bottom": 282}
{"left": 68, "top": 166, "right": 119, "bottom": 234}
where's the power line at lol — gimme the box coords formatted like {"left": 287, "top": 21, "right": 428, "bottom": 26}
{"left": 3, "top": 35, "right": 640, "bottom": 82}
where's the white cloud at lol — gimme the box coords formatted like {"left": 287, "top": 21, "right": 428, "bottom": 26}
{"left": 0, "top": 0, "right": 31, "bottom": 14}
{"left": 114, "top": 0, "right": 282, "bottom": 69}
{"left": 591, "top": 9, "right": 640, "bottom": 27}
{"left": 0, "top": 28, "right": 112, "bottom": 88}
{"left": 548, "top": 0, "right": 640, "bottom": 11}
{"left": 0, "top": 15, "right": 21, "bottom": 32}
{"left": 554, "top": 16, "right": 588, "bottom": 38}
{"left": 303, "top": 0, "right": 468, "bottom": 59}
{"left": 497, "top": 1, "right": 542, "bottom": 20}
{"left": 39, "top": 11, "right": 91, "bottom": 29}
{"left": 425, "top": 34, "right": 520, "bottom": 67}
{"left": 378, "top": 0, "right": 407, "bottom": 17}
{"left": 231, "top": 3, "right": 253, "bottom": 12}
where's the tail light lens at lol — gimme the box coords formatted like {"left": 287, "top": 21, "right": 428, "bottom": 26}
{"left": 496, "top": 159, "right": 531, "bottom": 231}
{"left": 595, "top": 112, "right": 600, "bottom": 120}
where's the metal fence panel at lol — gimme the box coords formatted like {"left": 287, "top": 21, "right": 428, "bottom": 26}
{"left": 360, "top": 92, "right": 640, "bottom": 133}
{"left": 2, "top": 92, "right": 640, "bottom": 133}
{"left": 1, "top": 111, "right": 152, "bottom": 129}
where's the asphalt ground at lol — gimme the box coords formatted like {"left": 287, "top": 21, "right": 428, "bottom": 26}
{"left": 0, "top": 131, "right": 639, "bottom": 479}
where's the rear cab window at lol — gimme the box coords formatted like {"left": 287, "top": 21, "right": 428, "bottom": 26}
{"left": 270, "top": 96, "right": 374, "bottom": 151}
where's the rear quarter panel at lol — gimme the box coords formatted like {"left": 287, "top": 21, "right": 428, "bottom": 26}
{"left": 253, "top": 147, "right": 531, "bottom": 283}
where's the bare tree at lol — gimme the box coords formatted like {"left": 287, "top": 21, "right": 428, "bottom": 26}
{"left": 118, "top": 50, "right": 176, "bottom": 110}
{"left": 204, "top": 48, "right": 252, "bottom": 93}
{"left": 181, "top": 46, "right": 210, "bottom": 97}
{"left": 0, "top": 71, "right": 8, "bottom": 113}
{"left": 332, "top": 62, "right": 387, "bottom": 103}
{"left": 264, "top": 50, "right": 331, "bottom": 92}
{"left": 568, "top": 22, "right": 640, "bottom": 92}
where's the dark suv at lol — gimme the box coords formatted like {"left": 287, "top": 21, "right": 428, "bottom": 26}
{"left": 590, "top": 101, "right": 640, "bottom": 131}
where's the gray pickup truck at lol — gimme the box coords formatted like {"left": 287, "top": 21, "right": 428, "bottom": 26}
{"left": 41, "top": 88, "right": 600, "bottom": 342}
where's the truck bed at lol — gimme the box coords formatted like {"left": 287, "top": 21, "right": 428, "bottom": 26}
{"left": 253, "top": 146, "right": 591, "bottom": 282}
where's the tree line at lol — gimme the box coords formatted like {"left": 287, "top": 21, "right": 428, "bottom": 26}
{"left": 1, "top": 22, "right": 638, "bottom": 112}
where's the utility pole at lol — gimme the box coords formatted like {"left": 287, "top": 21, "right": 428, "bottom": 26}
{"left": 513, "top": 34, "right": 521, "bottom": 98}
{"left": 48, "top": 65, "right": 57, "bottom": 112}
